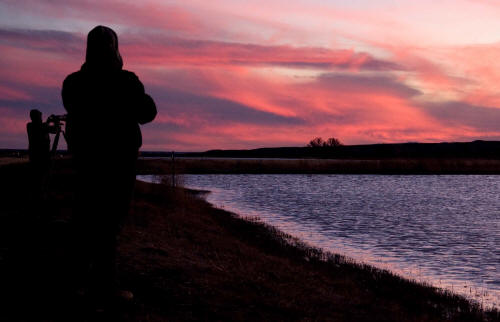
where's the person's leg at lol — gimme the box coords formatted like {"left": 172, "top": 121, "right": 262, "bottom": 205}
{"left": 88, "top": 156, "right": 135, "bottom": 300}
{"left": 89, "top": 219, "right": 118, "bottom": 300}
{"left": 71, "top": 156, "right": 102, "bottom": 295}
{"left": 96, "top": 153, "right": 137, "bottom": 298}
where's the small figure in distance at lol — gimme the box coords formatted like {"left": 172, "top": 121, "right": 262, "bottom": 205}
{"left": 26, "top": 109, "right": 54, "bottom": 202}
{"left": 62, "top": 25, "right": 157, "bottom": 306}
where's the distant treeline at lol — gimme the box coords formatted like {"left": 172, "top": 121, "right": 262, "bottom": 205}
{"left": 3, "top": 140, "right": 500, "bottom": 160}
{"left": 163, "top": 141, "right": 500, "bottom": 160}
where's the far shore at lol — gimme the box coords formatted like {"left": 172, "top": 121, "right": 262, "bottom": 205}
{"left": 137, "top": 157, "right": 500, "bottom": 175}
{"left": 3, "top": 156, "right": 500, "bottom": 174}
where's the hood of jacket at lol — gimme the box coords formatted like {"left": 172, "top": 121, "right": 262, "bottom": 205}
{"left": 81, "top": 25, "right": 123, "bottom": 72}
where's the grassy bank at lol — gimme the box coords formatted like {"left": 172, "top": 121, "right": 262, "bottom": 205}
{"left": 3, "top": 156, "right": 500, "bottom": 174}
{"left": 137, "top": 157, "right": 500, "bottom": 175}
{"left": 0, "top": 156, "right": 27, "bottom": 166}
{"left": 0, "top": 161, "right": 498, "bottom": 321}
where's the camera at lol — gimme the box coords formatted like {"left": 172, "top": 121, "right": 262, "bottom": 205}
{"left": 46, "top": 114, "right": 67, "bottom": 134}
{"left": 47, "top": 114, "right": 67, "bottom": 125}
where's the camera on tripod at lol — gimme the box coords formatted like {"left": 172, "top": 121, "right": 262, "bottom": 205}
{"left": 45, "top": 114, "right": 67, "bottom": 154}
{"left": 46, "top": 114, "right": 67, "bottom": 132}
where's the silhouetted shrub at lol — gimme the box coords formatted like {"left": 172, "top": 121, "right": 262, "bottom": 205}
{"left": 307, "top": 137, "right": 343, "bottom": 147}
{"left": 307, "top": 137, "right": 324, "bottom": 147}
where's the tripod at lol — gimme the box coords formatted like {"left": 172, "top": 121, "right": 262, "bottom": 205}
{"left": 50, "top": 120, "right": 66, "bottom": 157}
{"left": 41, "top": 116, "right": 67, "bottom": 201}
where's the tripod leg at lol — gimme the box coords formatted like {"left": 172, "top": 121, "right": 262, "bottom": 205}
{"left": 42, "top": 128, "right": 61, "bottom": 203}
{"left": 51, "top": 129, "right": 61, "bottom": 156}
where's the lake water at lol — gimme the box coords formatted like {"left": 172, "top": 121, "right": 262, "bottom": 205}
{"left": 138, "top": 174, "right": 500, "bottom": 308}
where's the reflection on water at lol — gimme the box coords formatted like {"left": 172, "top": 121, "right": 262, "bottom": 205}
{"left": 138, "top": 174, "right": 500, "bottom": 307}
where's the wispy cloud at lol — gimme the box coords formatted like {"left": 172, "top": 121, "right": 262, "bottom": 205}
{"left": 1, "top": 1, "right": 500, "bottom": 150}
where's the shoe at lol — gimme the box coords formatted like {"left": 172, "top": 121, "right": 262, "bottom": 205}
{"left": 115, "top": 289, "right": 134, "bottom": 302}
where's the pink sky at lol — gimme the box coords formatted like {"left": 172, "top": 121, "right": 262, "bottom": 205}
{"left": 1, "top": 0, "right": 500, "bottom": 151}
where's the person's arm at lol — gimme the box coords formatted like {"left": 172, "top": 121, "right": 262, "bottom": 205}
{"left": 126, "top": 72, "right": 157, "bottom": 124}
{"left": 61, "top": 73, "right": 78, "bottom": 114}
{"left": 138, "top": 94, "right": 157, "bottom": 125}
{"left": 45, "top": 116, "right": 58, "bottom": 134}
{"left": 61, "top": 73, "right": 78, "bottom": 152}
{"left": 26, "top": 123, "right": 32, "bottom": 144}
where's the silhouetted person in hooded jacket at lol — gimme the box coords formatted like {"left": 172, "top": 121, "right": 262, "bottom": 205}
{"left": 62, "top": 25, "right": 156, "bottom": 302}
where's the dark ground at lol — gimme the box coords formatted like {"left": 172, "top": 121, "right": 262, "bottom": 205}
{"left": 137, "top": 157, "right": 500, "bottom": 175}
{"left": 4, "top": 140, "right": 500, "bottom": 162}
{"left": 193, "top": 140, "right": 500, "bottom": 160}
{"left": 0, "top": 161, "right": 498, "bottom": 321}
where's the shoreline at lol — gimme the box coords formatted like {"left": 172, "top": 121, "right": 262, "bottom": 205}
{"left": 172, "top": 180, "right": 500, "bottom": 311}
{"left": 0, "top": 161, "right": 498, "bottom": 320}
{"left": 163, "top": 183, "right": 499, "bottom": 319}
{"left": 213, "top": 196, "right": 500, "bottom": 311}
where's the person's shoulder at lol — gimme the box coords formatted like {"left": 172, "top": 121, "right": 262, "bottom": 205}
{"left": 63, "top": 70, "right": 84, "bottom": 86}
{"left": 120, "top": 70, "right": 140, "bottom": 81}
{"left": 120, "top": 70, "right": 145, "bottom": 90}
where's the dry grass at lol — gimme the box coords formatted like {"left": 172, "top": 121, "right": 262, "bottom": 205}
{"left": 0, "top": 156, "right": 28, "bottom": 166}
{"left": 137, "top": 158, "right": 500, "bottom": 175}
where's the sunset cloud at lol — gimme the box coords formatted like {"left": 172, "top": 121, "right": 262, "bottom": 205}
{"left": 418, "top": 101, "right": 500, "bottom": 132}
{"left": 1, "top": 1, "right": 500, "bottom": 150}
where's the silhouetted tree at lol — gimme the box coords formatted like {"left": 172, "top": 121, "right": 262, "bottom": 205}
{"left": 325, "top": 137, "right": 342, "bottom": 147}
{"left": 307, "top": 137, "right": 324, "bottom": 147}
{"left": 307, "top": 137, "right": 343, "bottom": 148}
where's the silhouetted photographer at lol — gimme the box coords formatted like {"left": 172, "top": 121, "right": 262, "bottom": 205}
{"left": 27, "top": 109, "right": 58, "bottom": 202}
{"left": 62, "top": 25, "right": 157, "bottom": 306}
{"left": 46, "top": 114, "right": 67, "bottom": 154}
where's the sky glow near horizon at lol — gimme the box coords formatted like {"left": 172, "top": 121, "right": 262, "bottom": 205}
{"left": 1, "top": 0, "right": 500, "bottom": 151}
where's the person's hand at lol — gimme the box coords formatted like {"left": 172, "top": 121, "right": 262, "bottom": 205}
{"left": 46, "top": 114, "right": 57, "bottom": 123}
